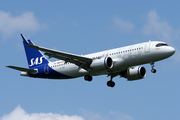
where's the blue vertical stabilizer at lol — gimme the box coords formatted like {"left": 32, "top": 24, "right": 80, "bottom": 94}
{"left": 21, "top": 34, "right": 49, "bottom": 69}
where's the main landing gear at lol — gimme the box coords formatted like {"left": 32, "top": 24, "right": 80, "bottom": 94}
{"left": 150, "top": 62, "right": 156, "bottom": 73}
{"left": 84, "top": 69, "right": 93, "bottom": 81}
{"left": 84, "top": 75, "right": 93, "bottom": 81}
{"left": 84, "top": 74, "right": 116, "bottom": 88}
{"left": 84, "top": 68, "right": 116, "bottom": 88}
{"left": 107, "top": 75, "right": 116, "bottom": 88}
{"left": 107, "top": 80, "right": 115, "bottom": 88}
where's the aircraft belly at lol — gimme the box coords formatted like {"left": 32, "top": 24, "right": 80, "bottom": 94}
{"left": 52, "top": 64, "right": 85, "bottom": 78}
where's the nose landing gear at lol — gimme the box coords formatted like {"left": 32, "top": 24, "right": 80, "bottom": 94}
{"left": 150, "top": 62, "right": 156, "bottom": 73}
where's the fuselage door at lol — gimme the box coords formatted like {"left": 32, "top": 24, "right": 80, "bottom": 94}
{"left": 145, "top": 41, "right": 151, "bottom": 53}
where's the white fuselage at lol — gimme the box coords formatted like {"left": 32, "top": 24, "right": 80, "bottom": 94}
{"left": 47, "top": 41, "right": 175, "bottom": 78}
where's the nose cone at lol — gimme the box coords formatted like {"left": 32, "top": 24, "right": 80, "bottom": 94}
{"left": 153, "top": 45, "right": 175, "bottom": 61}
{"left": 168, "top": 46, "right": 175, "bottom": 56}
{"left": 164, "top": 46, "right": 175, "bottom": 58}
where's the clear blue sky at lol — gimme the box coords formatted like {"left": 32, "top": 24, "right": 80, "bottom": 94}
{"left": 0, "top": 0, "right": 180, "bottom": 120}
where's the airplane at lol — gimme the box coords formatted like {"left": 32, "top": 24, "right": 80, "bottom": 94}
{"left": 6, "top": 34, "right": 175, "bottom": 87}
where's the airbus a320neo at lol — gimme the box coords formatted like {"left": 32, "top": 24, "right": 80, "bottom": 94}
{"left": 7, "top": 34, "right": 175, "bottom": 87}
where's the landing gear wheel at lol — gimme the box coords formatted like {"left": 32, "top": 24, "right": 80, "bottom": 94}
{"left": 151, "top": 69, "right": 156, "bottom": 73}
{"left": 84, "top": 75, "right": 93, "bottom": 82}
{"left": 107, "top": 81, "right": 115, "bottom": 87}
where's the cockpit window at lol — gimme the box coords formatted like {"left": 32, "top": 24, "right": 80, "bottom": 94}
{"left": 156, "top": 43, "right": 168, "bottom": 47}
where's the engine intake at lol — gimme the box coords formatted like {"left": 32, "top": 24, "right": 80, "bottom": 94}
{"left": 104, "top": 57, "right": 113, "bottom": 69}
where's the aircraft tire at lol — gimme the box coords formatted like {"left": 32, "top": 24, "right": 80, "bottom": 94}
{"left": 151, "top": 69, "right": 156, "bottom": 73}
{"left": 107, "top": 81, "right": 115, "bottom": 87}
{"left": 84, "top": 75, "right": 93, "bottom": 82}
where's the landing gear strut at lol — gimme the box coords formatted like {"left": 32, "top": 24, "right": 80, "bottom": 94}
{"left": 107, "top": 75, "right": 115, "bottom": 87}
{"left": 150, "top": 62, "right": 156, "bottom": 73}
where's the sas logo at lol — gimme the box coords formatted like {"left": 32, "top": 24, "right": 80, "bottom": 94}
{"left": 29, "top": 56, "right": 44, "bottom": 67}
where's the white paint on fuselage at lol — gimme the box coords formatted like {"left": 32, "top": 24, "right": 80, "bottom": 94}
{"left": 49, "top": 41, "right": 175, "bottom": 78}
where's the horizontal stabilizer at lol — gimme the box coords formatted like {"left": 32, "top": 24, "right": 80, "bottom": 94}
{"left": 6, "top": 65, "right": 37, "bottom": 73}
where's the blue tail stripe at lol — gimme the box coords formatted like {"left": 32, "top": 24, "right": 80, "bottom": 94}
{"left": 28, "top": 65, "right": 74, "bottom": 79}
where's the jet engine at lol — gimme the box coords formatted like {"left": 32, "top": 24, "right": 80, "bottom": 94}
{"left": 123, "top": 66, "right": 146, "bottom": 80}
{"left": 90, "top": 57, "right": 113, "bottom": 70}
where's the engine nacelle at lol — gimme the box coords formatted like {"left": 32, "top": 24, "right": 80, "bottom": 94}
{"left": 90, "top": 57, "right": 113, "bottom": 70}
{"left": 124, "top": 66, "right": 146, "bottom": 80}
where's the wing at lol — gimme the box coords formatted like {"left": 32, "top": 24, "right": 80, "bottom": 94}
{"left": 21, "top": 34, "right": 92, "bottom": 70}
{"left": 6, "top": 65, "right": 37, "bottom": 73}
